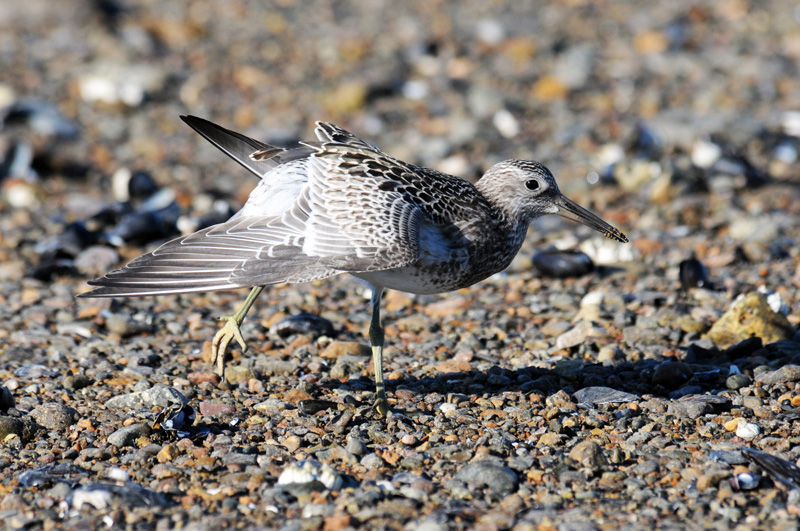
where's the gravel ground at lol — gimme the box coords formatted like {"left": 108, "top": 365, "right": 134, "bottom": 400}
{"left": 3, "top": 1, "right": 800, "bottom": 530}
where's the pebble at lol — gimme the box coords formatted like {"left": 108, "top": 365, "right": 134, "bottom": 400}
{"left": 104, "top": 385, "right": 188, "bottom": 409}
{"left": 198, "top": 402, "right": 236, "bottom": 417}
{"left": 652, "top": 362, "right": 693, "bottom": 389}
{"left": 107, "top": 423, "right": 152, "bottom": 447}
{"left": 74, "top": 246, "right": 120, "bottom": 277}
{"left": 573, "top": 387, "right": 639, "bottom": 405}
{"left": 679, "top": 257, "right": 709, "bottom": 290}
{"left": 736, "top": 421, "right": 760, "bottom": 440}
{"left": 532, "top": 249, "right": 594, "bottom": 278}
{"left": 705, "top": 292, "right": 794, "bottom": 347}
{"left": 104, "top": 313, "right": 151, "bottom": 337}
{"left": 555, "top": 321, "right": 609, "bottom": 349}
{"left": 755, "top": 366, "right": 800, "bottom": 385}
{"left": 726, "top": 374, "right": 752, "bottom": 390}
{"left": 277, "top": 459, "right": 343, "bottom": 491}
{"left": 0, "top": 416, "right": 24, "bottom": 439}
{"left": 568, "top": 440, "right": 607, "bottom": 471}
{"left": 452, "top": 460, "right": 518, "bottom": 498}
{"left": 0, "top": 386, "right": 14, "bottom": 411}
{"left": 29, "top": 403, "right": 78, "bottom": 430}
{"left": 321, "top": 341, "right": 371, "bottom": 358}
{"left": 271, "top": 314, "right": 335, "bottom": 338}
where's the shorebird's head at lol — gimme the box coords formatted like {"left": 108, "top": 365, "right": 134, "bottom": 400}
{"left": 479, "top": 159, "right": 628, "bottom": 243}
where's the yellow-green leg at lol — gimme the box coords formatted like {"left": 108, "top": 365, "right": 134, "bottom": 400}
{"left": 211, "top": 286, "right": 264, "bottom": 376}
{"left": 368, "top": 286, "right": 391, "bottom": 417}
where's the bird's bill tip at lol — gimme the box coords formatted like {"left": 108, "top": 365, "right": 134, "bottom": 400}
{"left": 555, "top": 195, "right": 628, "bottom": 243}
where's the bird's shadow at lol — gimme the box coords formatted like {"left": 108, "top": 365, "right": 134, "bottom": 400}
{"left": 311, "top": 335, "right": 798, "bottom": 415}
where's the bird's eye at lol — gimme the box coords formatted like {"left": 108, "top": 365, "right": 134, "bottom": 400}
{"left": 525, "top": 179, "right": 540, "bottom": 191}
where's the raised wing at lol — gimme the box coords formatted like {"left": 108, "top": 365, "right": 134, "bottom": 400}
{"left": 80, "top": 119, "right": 439, "bottom": 298}
{"left": 181, "top": 115, "right": 316, "bottom": 178}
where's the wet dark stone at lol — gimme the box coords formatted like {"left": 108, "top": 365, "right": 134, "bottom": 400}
{"left": 3, "top": 99, "right": 80, "bottom": 138}
{"left": 724, "top": 337, "right": 763, "bottom": 359}
{"left": 684, "top": 343, "right": 718, "bottom": 363}
{"left": 679, "top": 257, "right": 709, "bottom": 290}
{"left": 57, "top": 222, "right": 100, "bottom": 256}
{"left": 90, "top": 202, "right": 134, "bottom": 228}
{"left": 0, "top": 386, "right": 14, "bottom": 412}
{"left": 299, "top": 400, "right": 339, "bottom": 414}
{"left": 108, "top": 201, "right": 181, "bottom": 245}
{"left": 272, "top": 314, "right": 335, "bottom": 338}
{"left": 532, "top": 249, "right": 594, "bottom": 278}
{"left": 128, "top": 171, "right": 159, "bottom": 200}
{"left": 26, "top": 258, "right": 78, "bottom": 281}
{"left": 0, "top": 416, "right": 24, "bottom": 439}
{"left": 652, "top": 362, "right": 693, "bottom": 389}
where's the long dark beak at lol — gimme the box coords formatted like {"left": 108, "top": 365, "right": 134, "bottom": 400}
{"left": 555, "top": 195, "right": 628, "bottom": 243}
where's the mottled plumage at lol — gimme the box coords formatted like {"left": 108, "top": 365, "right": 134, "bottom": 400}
{"left": 80, "top": 116, "right": 627, "bottom": 416}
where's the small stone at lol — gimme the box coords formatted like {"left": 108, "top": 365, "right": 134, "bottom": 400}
{"left": 74, "top": 246, "right": 120, "bottom": 277}
{"left": 107, "top": 423, "right": 152, "bottom": 447}
{"left": 667, "top": 401, "right": 713, "bottom": 419}
{"left": 726, "top": 373, "right": 752, "bottom": 390}
{"left": 540, "top": 320, "right": 571, "bottom": 337}
{"left": 401, "top": 434, "right": 418, "bottom": 446}
{"left": 0, "top": 386, "right": 15, "bottom": 411}
{"left": 157, "top": 444, "right": 179, "bottom": 462}
{"left": 724, "top": 418, "right": 742, "bottom": 432}
{"left": 321, "top": 341, "right": 371, "bottom": 359}
{"left": 573, "top": 387, "right": 639, "bottom": 405}
{"left": 104, "top": 313, "right": 150, "bottom": 337}
{"left": 198, "top": 402, "right": 236, "bottom": 417}
{"left": 14, "top": 364, "right": 57, "bottom": 378}
{"left": 736, "top": 421, "right": 760, "bottom": 440}
{"left": 224, "top": 366, "right": 257, "bottom": 384}
{"left": 453, "top": 459, "right": 518, "bottom": 497}
{"left": 423, "top": 297, "right": 471, "bottom": 318}
{"left": 345, "top": 438, "right": 368, "bottom": 456}
{"left": 679, "top": 258, "right": 709, "bottom": 290}
{"left": 556, "top": 321, "right": 608, "bottom": 349}
{"left": 532, "top": 249, "right": 594, "bottom": 278}
{"left": 104, "top": 385, "right": 188, "bottom": 409}
{"left": 724, "top": 337, "right": 763, "bottom": 359}
{"left": 283, "top": 435, "right": 302, "bottom": 453}
{"left": 755, "top": 365, "right": 800, "bottom": 385}
{"left": 568, "top": 440, "right": 607, "bottom": 471}
{"left": 705, "top": 292, "right": 794, "bottom": 347}
{"left": 29, "top": 403, "right": 78, "bottom": 430}
{"left": 0, "top": 416, "right": 23, "bottom": 439}
{"left": 62, "top": 374, "right": 92, "bottom": 390}
{"left": 278, "top": 459, "right": 343, "bottom": 490}
{"left": 652, "top": 362, "right": 693, "bottom": 389}
{"left": 361, "top": 453, "right": 385, "bottom": 470}
{"left": 323, "top": 513, "right": 352, "bottom": 531}
{"left": 271, "top": 314, "right": 334, "bottom": 338}
{"left": 186, "top": 371, "right": 220, "bottom": 385}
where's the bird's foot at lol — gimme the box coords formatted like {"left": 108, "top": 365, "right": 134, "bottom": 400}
{"left": 372, "top": 393, "right": 393, "bottom": 418}
{"left": 211, "top": 315, "right": 248, "bottom": 377}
